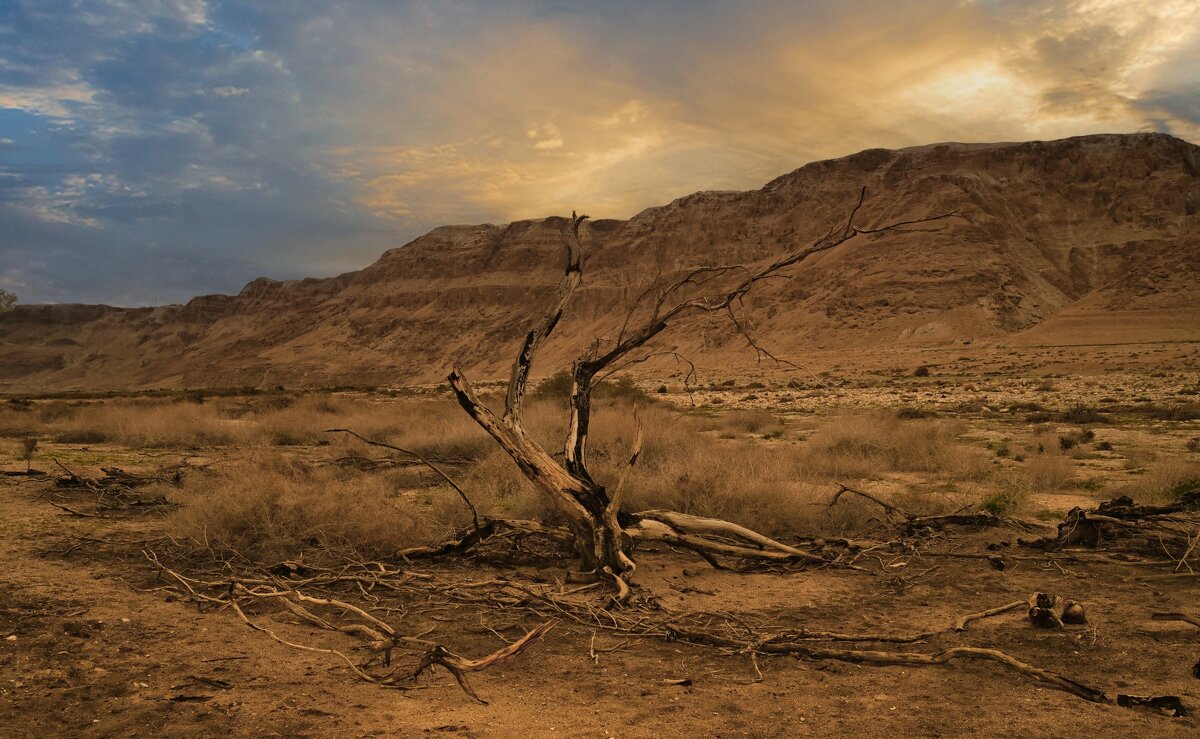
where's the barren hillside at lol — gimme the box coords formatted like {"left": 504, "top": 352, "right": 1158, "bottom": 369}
{"left": 2, "top": 132, "right": 1198, "bottom": 391}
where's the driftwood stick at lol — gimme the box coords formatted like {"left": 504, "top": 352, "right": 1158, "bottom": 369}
{"left": 47, "top": 500, "right": 106, "bottom": 518}
{"left": 635, "top": 510, "right": 826, "bottom": 564}
{"left": 227, "top": 591, "right": 380, "bottom": 683}
{"left": 670, "top": 627, "right": 1183, "bottom": 713}
{"left": 325, "top": 427, "right": 480, "bottom": 532}
{"left": 954, "top": 600, "right": 1028, "bottom": 632}
{"left": 829, "top": 483, "right": 910, "bottom": 520}
{"left": 408, "top": 622, "right": 555, "bottom": 704}
{"left": 1150, "top": 612, "right": 1200, "bottom": 629}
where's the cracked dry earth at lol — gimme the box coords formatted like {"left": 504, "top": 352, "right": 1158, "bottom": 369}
{"left": 1, "top": 465, "right": 1199, "bottom": 738}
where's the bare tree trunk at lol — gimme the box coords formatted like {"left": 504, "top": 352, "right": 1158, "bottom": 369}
{"left": 448, "top": 366, "right": 630, "bottom": 579}
{"left": 446, "top": 215, "right": 633, "bottom": 583}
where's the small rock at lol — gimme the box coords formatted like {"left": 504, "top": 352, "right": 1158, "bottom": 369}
{"left": 1062, "top": 601, "right": 1087, "bottom": 625}
{"left": 63, "top": 621, "right": 91, "bottom": 639}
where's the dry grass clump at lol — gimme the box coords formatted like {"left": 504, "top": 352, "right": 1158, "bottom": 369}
{"left": 1122, "top": 447, "right": 1158, "bottom": 471}
{"left": 1114, "top": 458, "right": 1200, "bottom": 504}
{"left": 54, "top": 401, "right": 249, "bottom": 447}
{"left": 709, "top": 409, "right": 785, "bottom": 438}
{"left": 618, "top": 442, "right": 830, "bottom": 536}
{"left": 224, "top": 394, "right": 495, "bottom": 459}
{"left": 976, "top": 437, "right": 1079, "bottom": 515}
{"left": 0, "top": 397, "right": 250, "bottom": 446}
{"left": 455, "top": 404, "right": 990, "bottom": 536}
{"left": 455, "top": 449, "right": 562, "bottom": 524}
{"left": 796, "top": 412, "right": 985, "bottom": 480}
{"left": 3, "top": 392, "right": 497, "bottom": 458}
{"left": 0, "top": 399, "right": 73, "bottom": 436}
{"left": 1020, "top": 453, "right": 1076, "bottom": 491}
{"left": 980, "top": 450, "right": 1078, "bottom": 515}
{"left": 168, "top": 454, "right": 444, "bottom": 561}
{"left": 981, "top": 476, "right": 1033, "bottom": 516}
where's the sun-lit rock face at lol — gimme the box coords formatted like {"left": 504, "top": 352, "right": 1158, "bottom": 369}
{"left": 2, "top": 133, "right": 1198, "bottom": 391}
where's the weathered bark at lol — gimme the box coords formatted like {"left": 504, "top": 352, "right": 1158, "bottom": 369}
{"left": 448, "top": 367, "right": 631, "bottom": 579}
{"left": 446, "top": 215, "right": 632, "bottom": 582}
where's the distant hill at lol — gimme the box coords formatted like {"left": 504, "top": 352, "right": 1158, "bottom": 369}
{"left": 2, "top": 132, "right": 1198, "bottom": 391}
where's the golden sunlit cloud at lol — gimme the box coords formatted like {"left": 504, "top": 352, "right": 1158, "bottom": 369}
{"left": 317, "top": 0, "right": 1198, "bottom": 226}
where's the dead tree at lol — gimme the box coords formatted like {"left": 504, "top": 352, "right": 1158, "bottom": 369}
{"left": 449, "top": 192, "right": 955, "bottom": 596}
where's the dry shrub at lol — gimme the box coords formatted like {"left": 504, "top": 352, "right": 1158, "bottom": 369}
{"left": 53, "top": 401, "right": 248, "bottom": 447}
{"left": 168, "top": 454, "right": 443, "bottom": 561}
{"left": 796, "top": 412, "right": 984, "bottom": 480}
{"left": 37, "top": 401, "right": 79, "bottom": 423}
{"left": 1021, "top": 453, "right": 1076, "bottom": 491}
{"left": 0, "top": 402, "right": 47, "bottom": 437}
{"left": 979, "top": 452, "right": 1076, "bottom": 515}
{"left": 16, "top": 393, "right": 496, "bottom": 457}
{"left": 892, "top": 486, "right": 974, "bottom": 517}
{"left": 981, "top": 477, "right": 1032, "bottom": 516}
{"left": 256, "top": 395, "right": 494, "bottom": 459}
{"left": 710, "top": 409, "right": 784, "bottom": 438}
{"left": 1057, "top": 405, "right": 1110, "bottom": 424}
{"left": 456, "top": 448, "right": 561, "bottom": 524}
{"left": 1114, "top": 459, "right": 1200, "bottom": 504}
{"left": 0, "top": 397, "right": 246, "bottom": 446}
{"left": 1122, "top": 447, "right": 1158, "bottom": 471}
{"left": 1137, "top": 403, "right": 1200, "bottom": 421}
{"left": 455, "top": 403, "right": 988, "bottom": 537}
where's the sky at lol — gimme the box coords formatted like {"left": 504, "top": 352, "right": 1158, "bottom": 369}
{"left": 1, "top": 0, "right": 1198, "bottom": 306}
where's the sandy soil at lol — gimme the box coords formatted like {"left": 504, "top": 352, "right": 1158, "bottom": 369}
{"left": 1, "top": 353, "right": 1198, "bottom": 737}
{"left": 2, "top": 469, "right": 1198, "bottom": 737}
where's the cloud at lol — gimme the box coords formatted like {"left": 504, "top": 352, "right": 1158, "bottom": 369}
{"left": 302, "top": 0, "right": 1200, "bottom": 226}
{"left": 0, "top": 0, "right": 1196, "bottom": 305}
{"left": 0, "top": 0, "right": 395, "bottom": 304}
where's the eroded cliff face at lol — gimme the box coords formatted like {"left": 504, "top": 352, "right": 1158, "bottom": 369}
{"left": 3, "top": 133, "right": 1198, "bottom": 391}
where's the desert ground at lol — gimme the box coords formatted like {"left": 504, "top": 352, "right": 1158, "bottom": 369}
{"left": 1, "top": 340, "right": 1198, "bottom": 738}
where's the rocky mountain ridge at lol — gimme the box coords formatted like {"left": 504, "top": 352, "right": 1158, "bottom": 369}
{"left": 2, "top": 132, "right": 1198, "bottom": 391}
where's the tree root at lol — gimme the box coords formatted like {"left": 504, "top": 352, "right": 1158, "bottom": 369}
{"left": 667, "top": 627, "right": 1185, "bottom": 716}
{"left": 145, "top": 552, "right": 553, "bottom": 704}
{"left": 410, "top": 623, "right": 555, "bottom": 704}
{"left": 394, "top": 508, "right": 832, "bottom": 574}
{"left": 395, "top": 518, "right": 573, "bottom": 561}
{"left": 627, "top": 510, "right": 827, "bottom": 567}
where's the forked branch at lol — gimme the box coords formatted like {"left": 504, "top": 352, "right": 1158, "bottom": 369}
{"left": 446, "top": 190, "right": 959, "bottom": 585}
{"left": 505, "top": 212, "right": 588, "bottom": 426}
